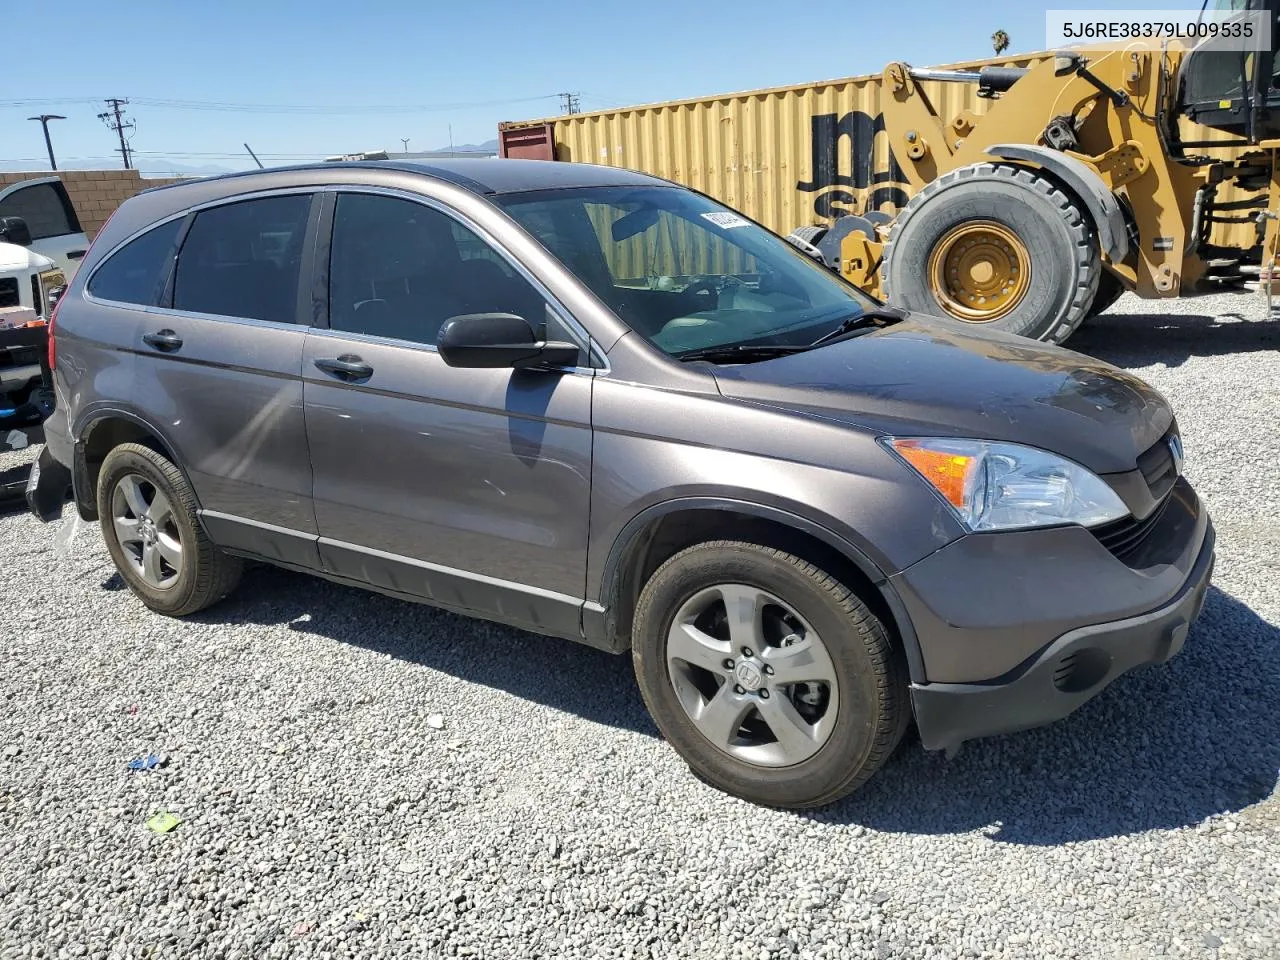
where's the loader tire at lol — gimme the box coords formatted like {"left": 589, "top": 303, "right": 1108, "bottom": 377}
{"left": 789, "top": 224, "right": 828, "bottom": 247}
{"left": 882, "top": 163, "right": 1101, "bottom": 343}
{"left": 1083, "top": 270, "right": 1126, "bottom": 324}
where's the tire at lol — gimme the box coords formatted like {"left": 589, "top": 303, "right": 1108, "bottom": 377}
{"left": 788, "top": 224, "right": 828, "bottom": 246}
{"left": 96, "top": 442, "right": 242, "bottom": 617}
{"left": 1082, "top": 270, "right": 1126, "bottom": 324}
{"left": 786, "top": 225, "right": 829, "bottom": 262}
{"left": 632, "top": 541, "right": 909, "bottom": 809}
{"left": 882, "top": 162, "right": 1101, "bottom": 343}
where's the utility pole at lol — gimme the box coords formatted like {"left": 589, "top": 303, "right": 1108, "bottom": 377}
{"left": 400, "top": 137, "right": 410, "bottom": 154}
{"left": 97, "top": 98, "right": 135, "bottom": 169}
{"left": 27, "top": 115, "right": 65, "bottom": 170}
{"left": 558, "top": 92, "right": 581, "bottom": 115}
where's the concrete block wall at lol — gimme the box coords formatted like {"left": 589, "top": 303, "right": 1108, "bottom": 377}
{"left": 0, "top": 169, "right": 191, "bottom": 240}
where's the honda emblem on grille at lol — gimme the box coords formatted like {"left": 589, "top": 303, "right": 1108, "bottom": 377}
{"left": 1168, "top": 434, "right": 1184, "bottom": 474}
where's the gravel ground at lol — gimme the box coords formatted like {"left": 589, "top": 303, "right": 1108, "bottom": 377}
{"left": 1, "top": 293, "right": 1277, "bottom": 960}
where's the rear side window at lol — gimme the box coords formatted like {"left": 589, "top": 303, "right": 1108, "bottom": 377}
{"left": 0, "top": 182, "right": 80, "bottom": 240}
{"left": 87, "top": 218, "right": 182, "bottom": 306}
{"left": 173, "top": 194, "right": 312, "bottom": 323}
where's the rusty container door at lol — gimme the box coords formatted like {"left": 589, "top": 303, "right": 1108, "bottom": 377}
{"left": 499, "top": 123, "right": 556, "bottom": 160}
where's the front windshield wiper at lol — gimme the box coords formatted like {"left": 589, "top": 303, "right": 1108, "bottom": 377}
{"left": 674, "top": 343, "right": 811, "bottom": 364}
{"left": 808, "top": 306, "right": 910, "bottom": 347}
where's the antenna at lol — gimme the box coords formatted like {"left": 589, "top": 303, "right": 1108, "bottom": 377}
{"left": 97, "top": 98, "right": 135, "bottom": 169}
{"left": 243, "top": 143, "right": 265, "bottom": 169}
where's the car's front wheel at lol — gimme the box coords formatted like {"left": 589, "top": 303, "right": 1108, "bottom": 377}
{"left": 632, "top": 541, "right": 908, "bottom": 808}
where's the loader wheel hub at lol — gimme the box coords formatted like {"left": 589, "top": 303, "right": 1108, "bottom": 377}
{"left": 927, "top": 221, "right": 1030, "bottom": 322}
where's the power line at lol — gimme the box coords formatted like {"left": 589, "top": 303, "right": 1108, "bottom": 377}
{"left": 579, "top": 94, "right": 628, "bottom": 110}
{"left": 0, "top": 98, "right": 99, "bottom": 107}
{"left": 97, "top": 98, "right": 134, "bottom": 169}
{"left": 127, "top": 94, "right": 561, "bottom": 114}
{"left": 558, "top": 92, "right": 581, "bottom": 115}
{"left": 1, "top": 94, "right": 562, "bottom": 116}
{"left": 0, "top": 152, "right": 332, "bottom": 163}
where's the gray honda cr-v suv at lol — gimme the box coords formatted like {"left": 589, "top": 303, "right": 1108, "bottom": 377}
{"left": 29, "top": 159, "right": 1215, "bottom": 808}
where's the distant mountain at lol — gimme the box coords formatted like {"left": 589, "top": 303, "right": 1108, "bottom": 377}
{"left": 433, "top": 139, "right": 499, "bottom": 154}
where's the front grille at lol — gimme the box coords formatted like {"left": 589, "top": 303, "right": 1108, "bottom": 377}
{"left": 1094, "top": 427, "right": 1182, "bottom": 565}
{"left": 0, "top": 277, "right": 18, "bottom": 309}
{"left": 1137, "top": 428, "right": 1179, "bottom": 502}
{"left": 1093, "top": 492, "right": 1173, "bottom": 564}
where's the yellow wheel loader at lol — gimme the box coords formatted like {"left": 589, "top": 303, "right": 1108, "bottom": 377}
{"left": 809, "top": 0, "right": 1280, "bottom": 342}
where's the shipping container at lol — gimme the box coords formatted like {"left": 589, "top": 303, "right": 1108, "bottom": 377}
{"left": 498, "top": 53, "right": 1054, "bottom": 238}
{"left": 499, "top": 52, "right": 1258, "bottom": 253}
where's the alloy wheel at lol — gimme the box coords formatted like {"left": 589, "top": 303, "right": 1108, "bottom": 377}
{"left": 111, "top": 473, "right": 183, "bottom": 589}
{"left": 665, "top": 583, "right": 840, "bottom": 767}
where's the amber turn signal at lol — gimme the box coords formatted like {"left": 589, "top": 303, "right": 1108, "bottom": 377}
{"left": 889, "top": 440, "right": 979, "bottom": 509}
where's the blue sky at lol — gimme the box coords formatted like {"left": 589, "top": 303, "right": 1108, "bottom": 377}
{"left": 2, "top": 0, "right": 1181, "bottom": 172}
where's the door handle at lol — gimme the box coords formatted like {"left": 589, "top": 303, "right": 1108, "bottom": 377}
{"left": 314, "top": 354, "right": 374, "bottom": 382}
{"left": 142, "top": 329, "right": 183, "bottom": 352}
{"left": 67, "top": 249, "right": 87, "bottom": 261}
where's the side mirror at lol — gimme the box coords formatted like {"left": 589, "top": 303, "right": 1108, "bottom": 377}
{"left": 1054, "top": 51, "right": 1084, "bottom": 77}
{"left": 437, "top": 313, "right": 581, "bottom": 370}
{"left": 0, "top": 216, "right": 32, "bottom": 247}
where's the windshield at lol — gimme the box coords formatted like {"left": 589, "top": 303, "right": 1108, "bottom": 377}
{"left": 497, "top": 185, "right": 876, "bottom": 357}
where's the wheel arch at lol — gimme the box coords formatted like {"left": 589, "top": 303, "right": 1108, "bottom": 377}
{"left": 73, "top": 409, "right": 189, "bottom": 521}
{"left": 983, "top": 144, "right": 1129, "bottom": 263}
{"left": 591, "top": 498, "right": 926, "bottom": 683}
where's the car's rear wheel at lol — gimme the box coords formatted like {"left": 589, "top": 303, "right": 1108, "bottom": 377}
{"left": 632, "top": 541, "right": 908, "bottom": 808}
{"left": 97, "top": 442, "right": 242, "bottom": 617}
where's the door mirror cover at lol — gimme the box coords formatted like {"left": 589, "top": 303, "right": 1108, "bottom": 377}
{"left": 437, "top": 313, "right": 578, "bottom": 370}
{"left": 0, "top": 216, "right": 32, "bottom": 247}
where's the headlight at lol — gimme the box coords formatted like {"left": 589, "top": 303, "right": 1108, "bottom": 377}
{"left": 882, "top": 437, "right": 1129, "bottom": 532}
{"left": 38, "top": 269, "right": 66, "bottom": 320}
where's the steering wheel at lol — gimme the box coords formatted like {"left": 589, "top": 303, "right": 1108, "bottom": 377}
{"left": 685, "top": 275, "right": 746, "bottom": 302}
{"left": 683, "top": 277, "right": 722, "bottom": 300}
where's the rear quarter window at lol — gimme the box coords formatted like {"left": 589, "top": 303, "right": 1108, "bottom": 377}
{"left": 87, "top": 218, "right": 183, "bottom": 306}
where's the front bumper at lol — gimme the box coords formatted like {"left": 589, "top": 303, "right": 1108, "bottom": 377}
{"left": 910, "top": 519, "right": 1215, "bottom": 754}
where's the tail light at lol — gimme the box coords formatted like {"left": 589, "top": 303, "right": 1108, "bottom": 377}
{"left": 47, "top": 292, "right": 62, "bottom": 370}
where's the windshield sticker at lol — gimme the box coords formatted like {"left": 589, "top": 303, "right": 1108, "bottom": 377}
{"left": 701, "top": 211, "right": 751, "bottom": 229}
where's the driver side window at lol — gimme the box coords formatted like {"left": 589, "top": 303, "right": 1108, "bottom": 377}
{"left": 328, "top": 193, "right": 548, "bottom": 347}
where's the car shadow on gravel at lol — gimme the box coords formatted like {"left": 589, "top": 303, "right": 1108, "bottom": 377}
{"left": 1069, "top": 308, "right": 1280, "bottom": 368}
{"left": 821, "top": 586, "right": 1280, "bottom": 844}
{"left": 185, "top": 563, "right": 656, "bottom": 736}
{"left": 183, "top": 569, "right": 1277, "bottom": 845}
